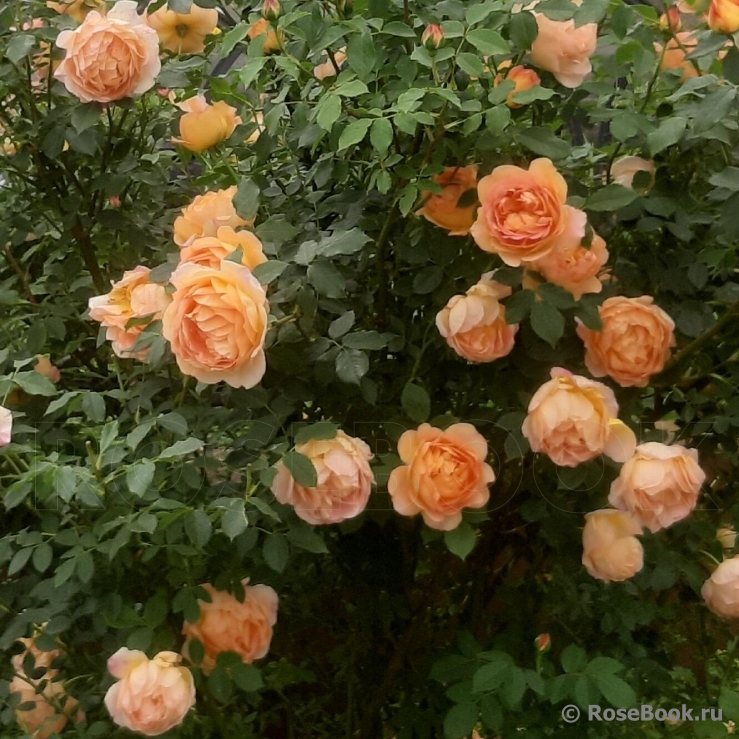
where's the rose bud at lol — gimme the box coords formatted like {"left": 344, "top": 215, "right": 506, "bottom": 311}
{"left": 262, "top": 0, "right": 280, "bottom": 22}
{"left": 534, "top": 633, "right": 551, "bottom": 653}
{"left": 659, "top": 6, "right": 682, "bottom": 30}
{"left": 422, "top": 24, "right": 444, "bottom": 51}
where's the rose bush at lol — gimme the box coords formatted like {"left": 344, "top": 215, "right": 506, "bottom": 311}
{"left": 3, "top": 0, "right": 739, "bottom": 736}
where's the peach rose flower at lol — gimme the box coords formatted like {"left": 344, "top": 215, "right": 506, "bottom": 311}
{"left": 521, "top": 367, "right": 636, "bottom": 467}
{"left": 610, "top": 156, "right": 656, "bottom": 192}
{"left": 0, "top": 405, "right": 12, "bottom": 446}
{"left": 655, "top": 33, "right": 699, "bottom": 82}
{"left": 271, "top": 430, "right": 375, "bottom": 524}
{"left": 495, "top": 63, "right": 541, "bottom": 108}
{"left": 146, "top": 2, "right": 219, "bottom": 54}
{"left": 709, "top": 0, "right": 739, "bottom": 32}
{"left": 436, "top": 272, "right": 518, "bottom": 362}
{"left": 416, "top": 165, "right": 479, "bottom": 236}
{"left": 173, "top": 187, "right": 250, "bottom": 246}
{"left": 88, "top": 266, "right": 170, "bottom": 360}
{"left": 702, "top": 556, "right": 739, "bottom": 619}
{"left": 162, "top": 261, "right": 269, "bottom": 388}
{"left": 181, "top": 580, "right": 278, "bottom": 673}
{"left": 529, "top": 14, "right": 598, "bottom": 88}
{"left": 10, "top": 637, "right": 82, "bottom": 739}
{"left": 388, "top": 422, "right": 495, "bottom": 531}
{"left": 576, "top": 296, "right": 675, "bottom": 388}
{"left": 34, "top": 356, "right": 61, "bottom": 383}
{"left": 314, "top": 47, "right": 347, "bottom": 80}
{"left": 173, "top": 95, "right": 242, "bottom": 152}
{"left": 178, "top": 226, "right": 267, "bottom": 270}
{"left": 105, "top": 648, "right": 195, "bottom": 736}
{"left": 55, "top": 1, "right": 161, "bottom": 103}
{"left": 608, "top": 442, "right": 705, "bottom": 533}
{"left": 470, "top": 158, "right": 585, "bottom": 267}
{"left": 248, "top": 18, "right": 282, "bottom": 53}
{"left": 582, "top": 509, "right": 644, "bottom": 583}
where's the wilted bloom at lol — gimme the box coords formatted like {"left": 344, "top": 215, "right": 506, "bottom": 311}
{"left": 436, "top": 273, "right": 518, "bottom": 363}
{"left": 528, "top": 220, "right": 609, "bottom": 299}
{"left": 162, "top": 261, "right": 269, "bottom": 388}
{"left": 534, "top": 633, "right": 551, "bottom": 652}
{"left": 702, "top": 556, "right": 739, "bottom": 619}
{"left": 388, "top": 422, "right": 495, "bottom": 531}
{"left": 47, "top": 0, "right": 106, "bottom": 22}
{"left": 146, "top": 2, "right": 219, "bottom": 54}
{"left": 576, "top": 296, "right": 675, "bottom": 388}
{"left": 422, "top": 23, "right": 444, "bottom": 50}
{"left": 471, "top": 158, "right": 586, "bottom": 267}
{"left": 0, "top": 406, "right": 11, "bottom": 446}
{"left": 417, "top": 165, "right": 479, "bottom": 236}
{"left": 34, "top": 356, "right": 61, "bottom": 383}
{"left": 181, "top": 581, "right": 278, "bottom": 673}
{"left": 173, "top": 187, "right": 250, "bottom": 246}
{"left": 271, "top": 431, "right": 375, "bottom": 524}
{"left": 178, "top": 226, "right": 267, "bottom": 270}
{"left": 262, "top": 0, "right": 280, "bottom": 21}
{"left": 248, "top": 18, "right": 282, "bottom": 53}
{"left": 610, "top": 156, "right": 656, "bottom": 193}
{"left": 495, "top": 62, "right": 541, "bottom": 107}
{"left": 521, "top": 368, "right": 636, "bottom": 467}
{"left": 314, "top": 47, "right": 347, "bottom": 80}
{"left": 660, "top": 6, "right": 682, "bottom": 30}
{"left": 582, "top": 509, "right": 644, "bottom": 583}
{"left": 655, "top": 32, "right": 699, "bottom": 82}
{"left": 88, "top": 266, "right": 170, "bottom": 360}
{"left": 55, "top": 1, "right": 160, "bottom": 103}
{"left": 105, "top": 649, "right": 195, "bottom": 736}
{"left": 609, "top": 442, "right": 705, "bottom": 533}
{"left": 173, "top": 95, "right": 242, "bottom": 152}
{"left": 530, "top": 13, "right": 598, "bottom": 88}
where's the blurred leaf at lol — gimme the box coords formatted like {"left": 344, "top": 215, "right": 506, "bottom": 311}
{"left": 282, "top": 450, "right": 318, "bottom": 486}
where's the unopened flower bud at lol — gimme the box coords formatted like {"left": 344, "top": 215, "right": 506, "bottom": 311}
{"left": 422, "top": 23, "right": 444, "bottom": 51}
{"left": 534, "top": 633, "right": 551, "bottom": 653}
{"left": 110, "top": 196, "right": 121, "bottom": 208}
{"left": 262, "top": 0, "right": 280, "bottom": 22}
{"left": 659, "top": 7, "right": 682, "bottom": 31}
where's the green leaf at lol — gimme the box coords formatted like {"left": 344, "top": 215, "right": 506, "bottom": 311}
{"left": 486, "top": 106, "right": 511, "bottom": 134}
{"left": 443, "top": 702, "right": 478, "bottom": 739}
{"left": 574, "top": 0, "right": 610, "bottom": 26}
{"left": 342, "top": 331, "right": 389, "bottom": 350}
{"left": 561, "top": 644, "right": 587, "bottom": 673}
{"left": 159, "top": 437, "right": 204, "bottom": 459}
{"left": 82, "top": 392, "right": 106, "bottom": 422}
{"left": 14, "top": 371, "right": 56, "bottom": 397}
{"left": 456, "top": 53, "right": 486, "bottom": 78}
{"left": 585, "top": 184, "right": 638, "bottom": 212}
{"left": 99, "top": 420, "right": 119, "bottom": 454}
{"left": 413, "top": 266, "right": 444, "bottom": 294}
{"left": 127, "top": 460, "right": 155, "bottom": 498}
{"left": 221, "top": 504, "right": 248, "bottom": 541}
{"left": 511, "top": 86, "right": 555, "bottom": 105}
{"left": 316, "top": 93, "right": 342, "bottom": 131}
{"left": 586, "top": 657, "right": 624, "bottom": 677}
{"left": 282, "top": 450, "right": 318, "bottom": 486}
{"left": 318, "top": 228, "right": 371, "bottom": 257}
{"left": 221, "top": 22, "right": 249, "bottom": 54}
{"left": 253, "top": 260, "right": 288, "bottom": 285}
{"left": 263, "top": 534, "right": 289, "bottom": 572}
{"left": 347, "top": 32, "right": 377, "bottom": 79}
{"left": 647, "top": 116, "right": 687, "bottom": 156}
{"left": 508, "top": 11, "right": 538, "bottom": 50}
{"left": 335, "top": 348, "right": 369, "bottom": 384}
{"left": 307, "top": 260, "right": 346, "bottom": 298}
{"left": 234, "top": 178, "right": 260, "bottom": 222}
{"left": 329, "top": 311, "right": 356, "bottom": 339}
{"left": 501, "top": 667, "right": 526, "bottom": 707}
{"left": 504, "top": 290, "right": 535, "bottom": 323}
{"left": 594, "top": 674, "right": 636, "bottom": 708}
{"left": 370, "top": 118, "right": 393, "bottom": 155}
{"left": 444, "top": 522, "right": 477, "bottom": 560}
{"left": 295, "top": 422, "right": 338, "bottom": 446}
{"left": 32, "top": 543, "right": 53, "bottom": 573}
{"left": 473, "top": 658, "right": 511, "bottom": 692}
{"left": 233, "top": 664, "right": 263, "bottom": 692}
{"left": 9, "top": 547, "right": 33, "bottom": 577}
{"left": 723, "top": 45, "right": 739, "bottom": 85}
{"left": 288, "top": 527, "right": 329, "bottom": 553}
{"left": 338, "top": 118, "right": 373, "bottom": 150}
{"left": 466, "top": 0, "right": 502, "bottom": 26}
{"left": 720, "top": 688, "right": 739, "bottom": 722}
{"left": 466, "top": 29, "right": 510, "bottom": 56}
{"left": 143, "top": 590, "right": 169, "bottom": 628}
{"left": 380, "top": 21, "right": 417, "bottom": 37}
{"left": 208, "top": 667, "right": 233, "bottom": 703}
{"left": 7, "top": 35, "right": 36, "bottom": 65}
{"left": 334, "top": 79, "right": 369, "bottom": 97}
{"left": 71, "top": 103, "right": 102, "bottom": 133}
{"left": 401, "top": 382, "right": 431, "bottom": 423}
{"left": 518, "top": 127, "right": 570, "bottom": 159}
{"left": 185, "top": 509, "right": 212, "bottom": 548}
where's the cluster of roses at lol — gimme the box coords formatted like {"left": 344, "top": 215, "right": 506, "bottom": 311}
{"left": 10, "top": 580, "right": 277, "bottom": 738}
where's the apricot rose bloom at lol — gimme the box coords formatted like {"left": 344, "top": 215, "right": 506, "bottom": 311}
{"left": 181, "top": 581, "right": 278, "bottom": 673}
{"left": 173, "top": 95, "right": 242, "bottom": 153}
{"left": 1, "top": 405, "right": 13, "bottom": 446}
{"left": 388, "top": 423, "right": 495, "bottom": 531}
{"left": 436, "top": 272, "right": 518, "bottom": 363}
{"left": 314, "top": 48, "right": 347, "bottom": 80}
{"left": 470, "top": 158, "right": 586, "bottom": 267}
{"left": 610, "top": 156, "right": 656, "bottom": 193}
{"left": 582, "top": 510, "right": 644, "bottom": 583}
{"left": 47, "top": 0, "right": 107, "bottom": 22}
{"left": 88, "top": 266, "right": 170, "bottom": 360}
{"left": 162, "top": 261, "right": 269, "bottom": 388}
{"left": 655, "top": 33, "right": 699, "bottom": 82}
{"left": 576, "top": 296, "right": 676, "bottom": 388}
{"left": 34, "top": 355, "right": 61, "bottom": 383}
{"left": 416, "top": 165, "right": 479, "bottom": 236}
{"left": 146, "top": 2, "right": 219, "bottom": 54}
{"left": 55, "top": 1, "right": 161, "bottom": 103}
{"left": 173, "top": 187, "right": 250, "bottom": 246}
{"left": 529, "top": 14, "right": 598, "bottom": 88}
{"left": 248, "top": 18, "right": 282, "bottom": 53}
{"left": 271, "top": 431, "right": 375, "bottom": 525}
{"left": 521, "top": 368, "right": 637, "bottom": 467}
{"left": 178, "top": 226, "right": 267, "bottom": 270}
{"left": 495, "top": 63, "right": 541, "bottom": 108}
{"left": 104, "top": 648, "right": 195, "bottom": 736}
{"left": 708, "top": 0, "right": 739, "bottom": 32}
{"left": 608, "top": 442, "right": 705, "bottom": 533}
{"left": 702, "top": 556, "right": 739, "bottom": 619}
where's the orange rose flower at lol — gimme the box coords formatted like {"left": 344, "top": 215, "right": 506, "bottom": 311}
{"left": 470, "top": 158, "right": 585, "bottom": 267}
{"left": 181, "top": 580, "right": 278, "bottom": 673}
{"left": 388, "top": 422, "right": 495, "bottom": 531}
{"left": 34, "top": 355, "right": 61, "bottom": 383}
{"left": 709, "top": 0, "right": 739, "bottom": 31}
{"left": 610, "top": 156, "right": 655, "bottom": 192}
{"left": 173, "top": 187, "right": 250, "bottom": 246}
{"left": 88, "top": 266, "right": 170, "bottom": 360}
{"left": 495, "top": 63, "right": 541, "bottom": 108}
{"left": 55, "top": 0, "right": 161, "bottom": 103}
{"left": 655, "top": 32, "right": 699, "bottom": 82}
{"left": 436, "top": 272, "right": 518, "bottom": 362}
{"left": 146, "top": 2, "right": 219, "bottom": 54}
{"left": 172, "top": 95, "right": 242, "bottom": 152}
{"left": 178, "top": 225, "right": 267, "bottom": 270}
{"left": 582, "top": 510, "right": 644, "bottom": 583}
{"left": 702, "top": 556, "right": 739, "bottom": 619}
{"left": 416, "top": 165, "right": 479, "bottom": 236}
{"left": 248, "top": 18, "right": 282, "bottom": 53}
{"left": 576, "top": 296, "right": 675, "bottom": 388}
{"left": 528, "top": 225, "right": 609, "bottom": 299}
{"left": 161, "top": 261, "right": 269, "bottom": 388}
{"left": 530, "top": 14, "right": 598, "bottom": 88}
{"left": 47, "top": 0, "right": 106, "bottom": 23}
{"left": 314, "top": 48, "right": 347, "bottom": 80}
